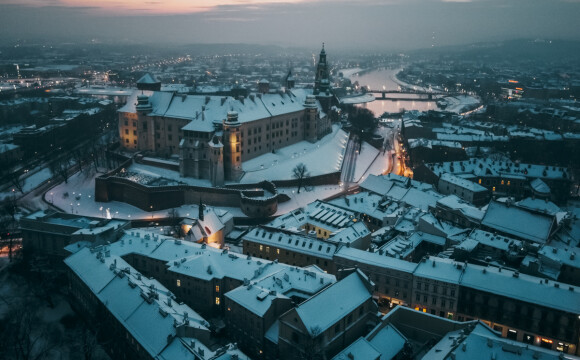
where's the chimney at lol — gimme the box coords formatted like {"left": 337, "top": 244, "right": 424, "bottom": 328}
{"left": 199, "top": 198, "right": 204, "bottom": 221}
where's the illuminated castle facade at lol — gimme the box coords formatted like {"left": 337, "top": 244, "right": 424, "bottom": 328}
{"left": 118, "top": 47, "right": 333, "bottom": 186}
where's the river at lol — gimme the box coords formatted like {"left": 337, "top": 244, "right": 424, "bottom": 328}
{"left": 349, "top": 68, "right": 438, "bottom": 115}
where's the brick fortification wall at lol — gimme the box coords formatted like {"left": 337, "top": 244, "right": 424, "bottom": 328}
{"left": 95, "top": 157, "right": 340, "bottom": 218}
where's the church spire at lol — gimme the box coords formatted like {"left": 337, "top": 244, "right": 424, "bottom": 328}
{"left": 314, "top": 43, "right": 330, "bottom": 96}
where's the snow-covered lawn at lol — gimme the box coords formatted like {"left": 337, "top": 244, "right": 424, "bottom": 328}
{"left": 241, "top": 125, "right": 349, "bottom": 183}
{"left": 49, "top": 170, "right": 156, "bottom": 220}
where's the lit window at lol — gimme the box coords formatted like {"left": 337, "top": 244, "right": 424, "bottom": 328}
{"left": 478, "top": 179, "right": 482, "bottom": 184}
{"left": 277, "top": 248, "right": 280, "bottom": 255}
{"left": 176, "top": 279, "right": 181, "bottom": 287}
{"left": 492, "top": 187, "right": 496, "bottom": 192}
{"left": 215, "top": 297, "right": 220, "bottom": 305}
{"left": 215, "top": 285, "right": 220, "bottom": 293}
{"left": 507, "top": 181, "right": 511, "bottom": 186}
{"left": 501, "top": 180, "right": 504, "bottom": 185}
{"left": 259, "top": 245, "right": 263, "bottom": 251}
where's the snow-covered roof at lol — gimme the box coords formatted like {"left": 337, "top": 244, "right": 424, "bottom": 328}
{"left": 244, "top": 227, "right": 337, "bottom": 260}
{"left": 465, "top": 229, "right": 522, "bottom": 252}
{"left": 366, "top": 323, "right": 407, "bottom": 360}
{"left": 331, "top": 337, "right": 380, "bottom": 360}
{"left": 539, "top": 245, "right": 579, "bottom": 269}
{"left": 426, "top": 158, "right": 569, "bottom": 182}
{"left": 436, "top": 195, "right": 485, "bottom": 222}
{"left": 119, "top": 89, "right": 318, "bottom": 134}
{"left": 460, "top": 264, "right": 580, "bottom": 315}
{"left": 225, "top": 266, "right": 335, "bottom": 317}
{"left": 439, "top": 172, "right": 488, "bottom": 193}
{"left": 64, "top": 247, "right": 213, "bottom": 359}
{"left": 334, "top": 246, "right": 418, "bottom": 274}
{"left": 137, "top": 73, "right": 160, "bottom": 84}
{"left": 530, "top": 178, "right": 551, "bottom": 195}
{"left": 516, "top": 197, "right": 561, "bottom": 216}
{"left": 294, "top": 270, "right": 373, "bottom": 336}
{"left": 424, "top": 322, "right": 574, "bottom": 360}
{"left": 379, "top": 232, "right": 445, "bottom": 259}
{"left": 408, "top": 138, "right": 463, "bottom": 150}
{"left": 268, "top": 200, "right": 357, "bottom": 234}
{"left": 481, "top": 201, "right": 554, "bottom": 243}
{"left": 414, "top": 257, "right": 464, "bottom": 284}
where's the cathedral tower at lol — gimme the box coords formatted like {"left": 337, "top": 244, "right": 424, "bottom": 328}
{"left": 313, "top": 44, "right": 333, "bottom": 112}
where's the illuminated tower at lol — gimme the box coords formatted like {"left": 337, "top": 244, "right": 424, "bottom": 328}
{"left": 304, "top": 95, "right": 318, "bottom": 142}
{"left": 208, "top": 135, "right": 224, "bottom": 186}
{"left": 222, "top": 111, "right": 243, "bottom": 181}
{"left": 135, "top": 93, "right": 154, "bottom": 151}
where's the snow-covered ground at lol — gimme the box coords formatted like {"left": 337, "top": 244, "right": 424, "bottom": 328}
{"left": 439, "top": 95, "right": 480, "bottom": 114}
{"left": 241, "top": 125, "right": 349, "bottom": 183}
{"left": 353, "top": 142, "right": 379, "bottom": 182}
{"left": 49, "top": 167, "right": 344, "bottom": 219}
{"left": 0, "top": 166, "right": 53, "bottom": 202}
{"left": 40, "top": 123, "right": 396, "bottom": 220}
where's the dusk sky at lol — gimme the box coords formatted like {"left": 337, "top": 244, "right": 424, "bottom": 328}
{"left": 0, "top": 0, "right": 579, "bottom": 50}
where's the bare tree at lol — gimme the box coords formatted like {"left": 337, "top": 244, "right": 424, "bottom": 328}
{"left": 167, "top": 208, "right": 181, "bottom": 236}
{"left": 292, "top": 163, "right": 309, "bottom": 194}
{"left": 49, "top": 157, "right": 71, "bottom": 184}
{"left": 9, "top": 170, "right": 25, "bottom": 194}
{"left": 0, "top": 301, "right": 62, "bottom": 360}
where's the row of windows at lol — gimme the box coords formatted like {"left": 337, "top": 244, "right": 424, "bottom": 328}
{"left": 415, "top": 293, "right": 455, "bottom": 309}
{"left": 416, "top": 282, "right": 456, "bottom": 296}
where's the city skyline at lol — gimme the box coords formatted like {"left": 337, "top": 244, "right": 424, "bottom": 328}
{"left": 1, "top": 0, "right": 579, "bottom": 50}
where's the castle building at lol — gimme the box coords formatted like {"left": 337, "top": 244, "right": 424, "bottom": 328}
{"left": 118, "top": 47, "right": 333, "bottom": 186}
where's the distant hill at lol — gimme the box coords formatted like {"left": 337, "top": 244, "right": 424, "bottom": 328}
{"left": 411, "top": 39, "right": 580, "bottom": 63}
